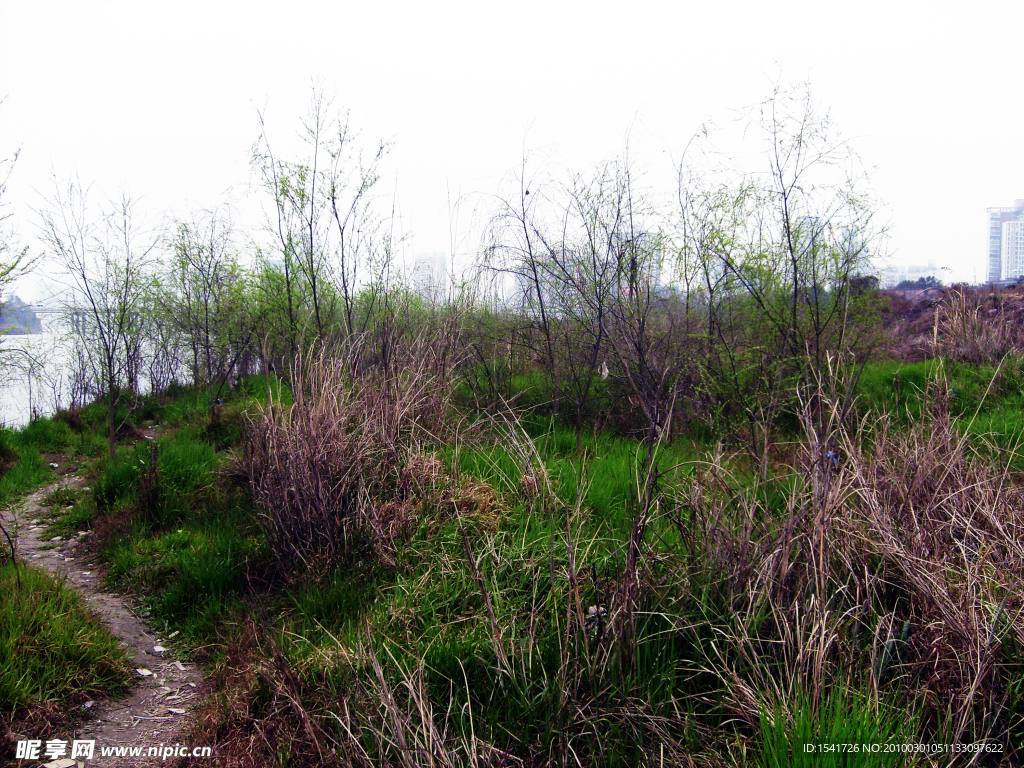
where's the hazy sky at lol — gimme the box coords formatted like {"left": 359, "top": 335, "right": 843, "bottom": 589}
{"left": 2, "top": 0, "right": 1022, "bottom": 297}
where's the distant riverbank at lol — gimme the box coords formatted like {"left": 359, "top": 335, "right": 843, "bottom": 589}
{"left": 0, "top": 295, "right": 43, "bottom": 336}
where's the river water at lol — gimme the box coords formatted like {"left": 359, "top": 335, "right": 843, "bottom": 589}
{"left": 0, "top": 332, "right": 71, "bottom": 428}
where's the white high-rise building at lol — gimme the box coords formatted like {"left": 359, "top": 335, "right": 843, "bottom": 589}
{"left": 988, "top": 200, "right": 1024, "bottom": 283}
{"left": 412, "top": 252, "right": 449, "bottom": 300}
{"left": 1001, "top": 221, "right": 1024, "bottom": 282}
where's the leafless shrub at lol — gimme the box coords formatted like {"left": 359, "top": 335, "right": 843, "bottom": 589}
{"left": 243, "top": 335, "right": 456, "bottom": 575}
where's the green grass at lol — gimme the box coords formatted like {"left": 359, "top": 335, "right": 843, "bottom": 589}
{"left": 856, "top": 357, "right": 1024, "bottom": 421}
{"left": 758, "top": 686, "right": 918, "bottom": 768}
{"left": 97, "top": 481, "right": 265, "bottom": 644}
{"left": 93, "top": 443, "right": 145, "bottom": 510}
{"left": 0, "top": 562, "right": 132, "bottom": 709}
{"left": 0, "top": 417, "right": 80, "bottom": 507}
{"left": 158, "top": 436, "right": 218, "bottom": 495}
{"left": 44, "top": 497, "right": 96, "bottom": 540}
{"left": 0, "top": 416, "right": 93, "bottom": 507}
{"left": 856, "top": 357, "right": 1024, "bottom": 469}
{"left": 451, "top": 417, "right": 699, "bottom": 535}
{"left": 16, "top": 418, "right": 75, "bottom": 453}
{"left": 0, "top": 441, "right": 55, "bottom": 508}
{"left": 38, "top": 486, "right": 94, "bottom": 539}
{"left": 282, "top": 564, "right": 384, "bottom": 649}
{"left": 41, "top": 484, "right": 81, "bottom": 509}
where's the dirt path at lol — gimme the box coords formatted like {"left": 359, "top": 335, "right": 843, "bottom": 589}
{"left": 3, "top": 476, "right": 206, "bottom": 767}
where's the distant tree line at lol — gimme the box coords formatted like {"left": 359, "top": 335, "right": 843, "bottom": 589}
{"left": 895, "top": 275, "right": 942, "bottom": 290}
{"left": 21, "top": 84, "right": 885, "bottom": 464}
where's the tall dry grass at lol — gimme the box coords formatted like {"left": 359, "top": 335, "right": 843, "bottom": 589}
{"left": 673, "top": 376, "right": 1024, "bottom": 763}
{"left": 840, "top": 409, "right": 1024, "bottom": 750}
{"left": 243, "top": 334, "right": 459, "bottom": 575}
{"left": 937, "top": 286, "right": 1024, "bottom": 363}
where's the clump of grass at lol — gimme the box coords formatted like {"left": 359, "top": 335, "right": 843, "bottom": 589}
{"left": 44, "top": 496, "right": 96, "bottom": 539}
{"left": 158, "top": 436, "right": 217, "bottom": 496}
{"left": 0, "top": 416, "right": 78, "bottom": 505}
{"left": 839, "top": 408, "right": 1024, "bottom": 751}
{"left": 41, "top": 484, "right": 81, "bottom": 510}
{"left": 17, "top": 418, "right": 74, "bottom": 453}
{"left": 94, "top": 472, "right": 265, "bottom": 643}
{"left": 93, "top": 443, "right": 145, "bottom": 511}
{"left": 183, "top": 616, "right": 345, "bottom": 767}
{"left": 0, "top": 562, "right": 132, "bottom": 708}
{"left": 39, "top": 486, "right": 95, "bottom": 539}
{"left": 937, "top": 285, "right": 1024, "bottom": 363}
{"left": 758, "top": 686, "right": 916, "bottom": 768}
{"left": 243, "top": 339, "right": 457, "bottom": 576}
{"left": 0, "top": 428, "right": 18, "bottom": 473}
{"left": 0, "top": 445, "right": 53, "bottom": 508}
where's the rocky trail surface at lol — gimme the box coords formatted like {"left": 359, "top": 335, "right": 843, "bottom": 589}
{"left": 2, "top": 474, "right": 207, "bottom": 767}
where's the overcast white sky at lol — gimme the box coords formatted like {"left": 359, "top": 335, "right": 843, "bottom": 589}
{"left": 2, "top": 0, "right": 1022, "bottom": 299}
